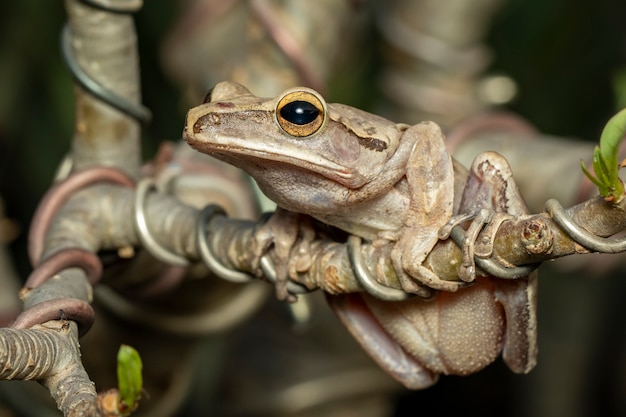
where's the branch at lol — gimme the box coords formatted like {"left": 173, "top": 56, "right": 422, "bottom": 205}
{"left": 201, "top": 192, "right": 626, "bottom": 295}
{"left": 0, "top": 322, "right": 98, "bottom": 416}
{"left": 1, "top": 1, "right": 149, "bottom": 415}
{"left": 64, "top": 0, "right": 144, "bottom": 175}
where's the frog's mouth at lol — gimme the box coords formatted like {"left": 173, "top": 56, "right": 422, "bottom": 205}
{"left": 186, "top": 139, "right": 367, "bottom": 189}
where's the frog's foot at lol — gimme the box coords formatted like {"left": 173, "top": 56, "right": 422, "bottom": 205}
{"left": 251, "top": 208, "right": 301, "bottom": 302}
{"left": 392, "top": 265, "right": 435, "bottom": 299}
{"left": 449, "top": 209, "right": 494, "bottom": 283}
{"left": 457, "top": 209, "right": 494, "bottom": 282}
{"left": 252, "top": 208, "right": 315, "bottom": 302}
{"left": 438, "top": 212, "right": 477, "bottom": 281}
{"left": 439, "top": 209, "right": 513, "bottom": 283}
{"left": 390, "top": 230, "right": 468, "bottom": 295}
{"left": 438, "top": 212, "right": 475, "bottom": 240}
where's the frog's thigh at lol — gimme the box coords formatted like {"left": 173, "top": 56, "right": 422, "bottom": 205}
{"left": 327, "top": 293, "right": 438, "bottom": 389}
{"left": 493, "top": 272, "right": 538, "bottom": 374}
{"left": 364, "top": 279, "right": 505, "bottom": 376}
{"left": 460, "top": 151, "right": 526, "bottom": 216}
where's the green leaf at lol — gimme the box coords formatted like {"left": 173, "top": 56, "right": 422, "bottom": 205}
{"left": 599, "top": 108, "right": 626, "bottom": 187}
{"left": 592, "top": 147, "right": 609, "bottom": 185}
{"left": 582, "top": 108, "right": 626, "bottom": 202}
{"left": 117, "top": 344, "right": 143, "bottom": 415}
{"left": 581, "top": 160, "right": 603, "bottom": 188}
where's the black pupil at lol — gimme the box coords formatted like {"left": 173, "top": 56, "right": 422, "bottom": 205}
{"left": 280, "top": 101, "right": 319, "bottom": 125}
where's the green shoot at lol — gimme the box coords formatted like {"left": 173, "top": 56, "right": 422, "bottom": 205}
{"left": 117, "top": 344, "right": 143, "bottom": 416}
{"left": 581, "top": 107, "right": 626, "bottom": 202}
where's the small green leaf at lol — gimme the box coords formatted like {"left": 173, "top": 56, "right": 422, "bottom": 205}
{"left": 582, "top": 108, "right": 626, "bottom": 202}
{"left": 592, "top": 147, "right": 608, "bottom": 184}
{"left": 117, "top": 344, "right": 143, "bottom": 415}
{"left": 581, "top": 160, "right": 603, "bottom": 188}
{"left": 600, "top": 108, "right": 626, "bottom": 165}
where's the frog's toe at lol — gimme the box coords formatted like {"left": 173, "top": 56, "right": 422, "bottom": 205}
{"left": 409, "top": 265, "right": 468, "bottom": 293}
{"left": 422, "top": 277, "right": 466, "bottom": 293}
{"left": 275, "top": 278, "right": 296, "bottom": 302}
{"left": 275, "top": 263, "right": 296, "bottom": 302}
{"left": 250, "top": 235, "right": 273, "bottom": 273}
{"left": 260, "top": 254, "right": 298, "bottom": 302}
{"left": 390, "top": 245, "right": 433, "bottom": 298}
{"left": 458, "top": 260, "right": 477, "bottom": 282}
{"left": 398, "top": 274, "right": 433, "bottom": 298}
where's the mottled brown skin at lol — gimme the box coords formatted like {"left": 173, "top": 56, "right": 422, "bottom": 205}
{"left": 183, "top": 82, "right": 537, "bottom": 388}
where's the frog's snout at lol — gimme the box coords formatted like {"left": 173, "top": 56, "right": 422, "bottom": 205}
{"left": 183, "top": 106, "right": 220, "bottom": 138}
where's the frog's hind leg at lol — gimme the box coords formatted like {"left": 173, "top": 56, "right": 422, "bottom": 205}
{"left": 456, "top": 151, "right": 538, "bottom": 373}
{"left": 450, "top": 151, "right": 530, "bottom": 281}
{"left": 327, "top": 292, "right": 439, "bottom": 389}
{"left": 493, "top": 274, "right": 538, "bottom": 374}
{"left": 458, "top": 151, "right": 528, "bottom": 217}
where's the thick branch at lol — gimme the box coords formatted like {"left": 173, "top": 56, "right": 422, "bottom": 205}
{"left": 64, "top": 0, "right": 142, "bottom": 176}
{"left": 0, "top": 322, "right": 99, "bottom": 416}
{"left": 9, "top": 1, "right": 146, "bottom": 414}
{"left": 206, "top": 193, "right": 626, "bottom": 294}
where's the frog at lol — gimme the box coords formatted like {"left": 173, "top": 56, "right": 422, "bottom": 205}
{"left": 183, "top": 81, "right": 537, "bottom": 388}
{"left": 184, "top": 81, "right": 468, "bottom": 298}
{"left": 330, "top": 152, "right": 537, "bottom": 388}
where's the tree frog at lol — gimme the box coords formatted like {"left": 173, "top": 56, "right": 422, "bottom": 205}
{"left": 183, "top": 82, "right": 537, "bottom": 388}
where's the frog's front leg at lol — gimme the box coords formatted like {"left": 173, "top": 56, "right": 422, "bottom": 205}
{"left": 252, "top": 207, "right": 314, "bottom": 302}
{"left": 390, "top": 121, "right": 465, "bottom": 294}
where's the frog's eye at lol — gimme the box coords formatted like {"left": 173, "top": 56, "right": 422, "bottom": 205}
{"left": 276, "top": 90, "right": 326, "bottom": 137}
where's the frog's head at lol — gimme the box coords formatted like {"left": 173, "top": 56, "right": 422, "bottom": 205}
{"left": 183, "top": 82, "right": 416, "bottom": 208}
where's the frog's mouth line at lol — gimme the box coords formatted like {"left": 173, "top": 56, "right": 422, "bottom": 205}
{"left": 191, "top": 139, "right": 359, "bottom": 184}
